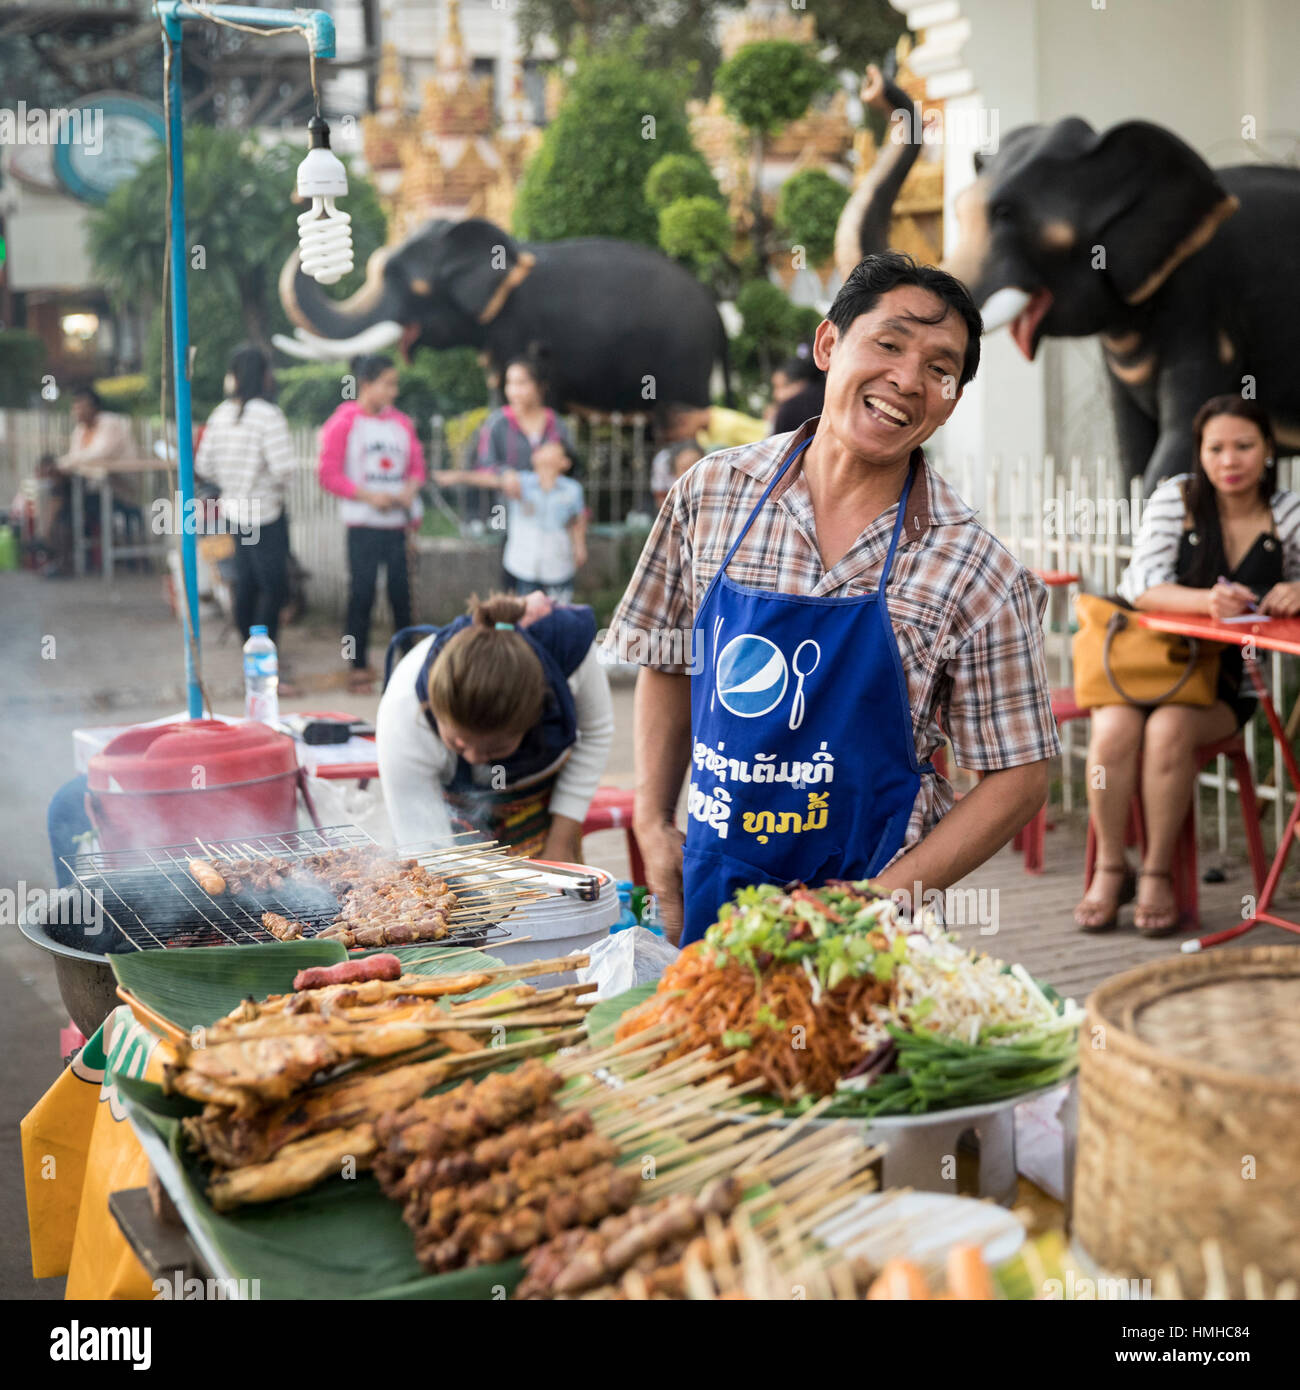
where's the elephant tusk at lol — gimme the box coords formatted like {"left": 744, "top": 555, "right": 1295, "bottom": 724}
{"left": 979, "top": 287, "right": 1033, "bottom": 333}
{"left": 270, "top": 321, "right": 406, "bottom": 361}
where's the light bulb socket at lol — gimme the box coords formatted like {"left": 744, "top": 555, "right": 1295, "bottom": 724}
{"left": 307, "top": 114, "right": 331, "bottom": 149}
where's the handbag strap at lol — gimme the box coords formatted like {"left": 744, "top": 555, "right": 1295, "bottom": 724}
{"left": 1102, "top": 610, "right": 1204, "bottom": 705}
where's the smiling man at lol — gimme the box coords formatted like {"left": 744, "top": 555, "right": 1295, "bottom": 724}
{"left": 607, "top": 252, "right": 1059, "bottom": 945}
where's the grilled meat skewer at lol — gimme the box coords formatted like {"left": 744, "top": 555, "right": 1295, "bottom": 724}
{"left": 262, "top": 911, "right": 304, "bottom": 941}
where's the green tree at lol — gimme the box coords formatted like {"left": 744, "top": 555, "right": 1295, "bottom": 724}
{"left": 0, "top": 330, "right": 46, "bottom": 408}
{"left": 515, "top": 2, "right": 745, "bottom": 98}
{"left": 776, "top": 168, "right": 850, "bottom": 268}
{"left": 276, "top": 348, "right": 488, "bottom": 437}
{"left": 644, "top": 152, "right": 723, "bottom": 211}
{"left": 808, "top": 0, "right": 910, "bottom": 79}
{"left": 732, "top": 278, "right": 822, "bottom": 391}
{"left": 92, "top": 126, "right": 387, "bottom": 402}
{"left": 513, "top": 36, "right": 697, "bottom": 245}
{"left": 713, "top": 41, "right": 834, "bottom": 267}
{"left": 658, "top": 196, "right": 734, "bottom": 276}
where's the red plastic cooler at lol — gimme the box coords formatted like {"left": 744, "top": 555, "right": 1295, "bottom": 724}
{"left": 86, "top": 719, "right": 300, "bottom": 850}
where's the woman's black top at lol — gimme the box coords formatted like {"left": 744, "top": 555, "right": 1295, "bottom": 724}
{"left": 1176, "top": 517, "right": 1283, "bottom": 726}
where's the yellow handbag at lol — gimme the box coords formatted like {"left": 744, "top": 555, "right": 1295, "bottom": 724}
{"left": 1072, "top": 593, "right": 1220, "bottom": 709}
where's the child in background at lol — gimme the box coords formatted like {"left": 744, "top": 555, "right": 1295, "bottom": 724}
{"left": 434, "top": 440, "right": 586, "bottom": 601}
{"left": 650, "top": 405, "right": 706, "bottom": 511}
{"left": 317, "top": 354, "right": 426, "bottom": 692}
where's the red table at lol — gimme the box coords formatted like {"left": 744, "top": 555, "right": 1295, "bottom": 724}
{"left": 1034, "top": 569, "right": 1081, "bottom": 588}
{"left": 1137, "top": 612, "right": 1300, "bottom": 950}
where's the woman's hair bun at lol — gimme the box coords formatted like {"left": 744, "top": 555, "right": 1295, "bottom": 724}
{"left": 469, "top": 592, "right": 528, "bottom": 629}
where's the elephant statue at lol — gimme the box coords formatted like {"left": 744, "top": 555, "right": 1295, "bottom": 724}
{"left": 835, "top": 66, "right": 1300, "bottom": 492}
{"left": 274, "top": 217, "right": 731, "bottom": 414}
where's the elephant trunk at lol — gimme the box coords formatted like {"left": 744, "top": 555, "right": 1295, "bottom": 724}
{"left": 833, "top": 68, "right": 925, "bottom": 281}
{"left": 275, "top": 247, "right": 407, "bottom": 360}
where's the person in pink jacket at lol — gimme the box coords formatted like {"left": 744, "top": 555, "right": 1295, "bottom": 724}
{"left": 318, "top": 354, "right": 426, "bottom": 691}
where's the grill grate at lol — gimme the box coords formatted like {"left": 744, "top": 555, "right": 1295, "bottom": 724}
{"left": 62, "top": 825, "right": 520, "bottom": 954}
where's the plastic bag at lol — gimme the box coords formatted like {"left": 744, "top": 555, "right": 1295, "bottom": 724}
{"left": 573, "top": 925, "right": 679, "bottom": 999}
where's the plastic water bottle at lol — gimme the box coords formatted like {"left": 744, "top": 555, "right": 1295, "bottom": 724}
{"left": 611, "top": 880, "right": 639, "bottom": 934}
{"left": 243, "top": 625, "right": 280, "bottom": 727}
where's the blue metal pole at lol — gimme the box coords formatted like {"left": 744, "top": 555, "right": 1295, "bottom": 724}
{"left": 159, "top": 6, "right": 202, "bottom": 718}
{"left": 152, "top": 5, "right": 335, "bottom": 719}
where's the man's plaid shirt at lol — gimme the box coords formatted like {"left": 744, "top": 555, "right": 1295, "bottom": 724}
{"left": 605, "top": 419, "right": 1060, "bottom": 858}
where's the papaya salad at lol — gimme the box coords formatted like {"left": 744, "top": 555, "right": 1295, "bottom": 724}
{"left": 615, "top": 880, "right": 1082, "bottom": 1116}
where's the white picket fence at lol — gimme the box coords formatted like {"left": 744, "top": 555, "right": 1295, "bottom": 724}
{"left": 2, "top": 407, "right": 1293, "bottom": 851}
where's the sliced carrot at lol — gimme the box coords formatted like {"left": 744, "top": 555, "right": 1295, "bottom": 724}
{"left": 866, "top": 1259, "right": 931, "bottom": 1299}
{"left": 945, "top": 1244, "right": 995, "bottom": 1300}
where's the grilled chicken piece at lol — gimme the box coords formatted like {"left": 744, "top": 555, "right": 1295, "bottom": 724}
{"left": 207, "top": 1123, "right": 379, "bottom": 1212}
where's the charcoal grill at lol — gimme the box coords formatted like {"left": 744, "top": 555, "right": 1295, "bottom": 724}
{"left": 51, "top": 824, "right": 518, "bottom": 954}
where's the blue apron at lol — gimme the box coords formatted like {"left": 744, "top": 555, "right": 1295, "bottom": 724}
{"left": 681, "top": 437, "right": 931, "bottom": 946}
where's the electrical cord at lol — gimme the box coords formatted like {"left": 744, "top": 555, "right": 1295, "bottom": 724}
{"left": 153, "top": 8, "right": 327, "bottom": 714}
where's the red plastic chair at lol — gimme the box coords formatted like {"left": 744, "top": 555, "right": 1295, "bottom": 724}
{"left": 1013, "top": 688, "right": 1090, "bottom": 873}
{"left": 1082, "top": 733, "right": 1269, "bottom": 928}
{"left": 582, "top": 786, "right": 646, "bottom": 884}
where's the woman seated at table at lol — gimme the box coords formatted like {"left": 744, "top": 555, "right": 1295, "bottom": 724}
{"left": 376, "top": 592, "right": 613, "bottom": 863}
{"left": 1075, "top": 397, "right": 1300, "bottom": 936}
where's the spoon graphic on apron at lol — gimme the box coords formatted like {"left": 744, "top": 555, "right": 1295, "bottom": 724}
{"left": 789, "top": 639, "right": 820, "bottom": 730}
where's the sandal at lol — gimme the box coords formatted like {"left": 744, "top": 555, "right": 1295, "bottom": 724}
{"left": 1073, "top": 863, "right": 1136, "bottom": 933}
{"left": 347, "top": 667, "right": 377, "bottom": 694}
{"left": 1134, "top": 869, "right": 1181, "bottom": 937}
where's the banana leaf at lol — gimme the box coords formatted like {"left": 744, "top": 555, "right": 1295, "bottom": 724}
{"left": 585, "top": 982, "right": 657, "bottom": 1046}
{"left": 111, "top": 941, "right": 530, "bottom": 1298}
{"left": 111, "top": 941, "right": 505, "bottom": 1032}
{"left": 118, "top": 1085, "right": 520, "bottom": 1299}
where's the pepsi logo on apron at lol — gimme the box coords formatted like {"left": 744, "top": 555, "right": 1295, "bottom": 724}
{"left": 716, "top": 635, "right": 788, "bottom": 717}
{"left": 681, "top": 438, "right": 932, "bottom": 947}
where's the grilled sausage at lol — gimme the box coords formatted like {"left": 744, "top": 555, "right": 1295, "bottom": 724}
{"left": 293, "top": 953, "right": 403, "bottom": 991}
{"left": 187, "top": 859, "right": 226, "bottom": 895}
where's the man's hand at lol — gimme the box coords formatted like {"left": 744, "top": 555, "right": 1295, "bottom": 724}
{"left": 540, "top": 813, "right": 584, "bottom": 866}
{"left": 634, "top": 818, "right": 686, "bottom": 945}
{"left": 631, "top": 666, "right": 692, "bottom": 944}
{"left": 571, "top": 534, "right": 588, "bottom": 570}
{"left": 360, "top": 488, "right": 398, "bottom": 510}
{"left": 1208, "top": 580, "right": 1256, "bottom": 621}
{"left": 874, "top": 760, "right": 1049, "bottom": 915}
{"left": 1260, "top": 580, "right": 1300, "bottom": 617}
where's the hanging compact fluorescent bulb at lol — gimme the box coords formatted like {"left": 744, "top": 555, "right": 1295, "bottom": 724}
{"left": 296, "top": 115, "right": 353, "bottom": 285}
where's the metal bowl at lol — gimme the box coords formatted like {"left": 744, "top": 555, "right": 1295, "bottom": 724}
{"left": 18, "top": 891, "right": 125, "bottom": 1038}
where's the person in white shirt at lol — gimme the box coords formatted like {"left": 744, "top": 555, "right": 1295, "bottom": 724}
{"left": 55, "top": 388, "right": 142, "bottom": 544}
{"left": 377, "top": 593, "right": 612, "bottom": 862}
{"left": 195, "top": 345, "right": 297, "bottom": 644}
{"left": 434, "top": 440, "right": 587, "bottom": 601}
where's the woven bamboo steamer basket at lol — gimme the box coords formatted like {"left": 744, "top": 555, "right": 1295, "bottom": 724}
{"left": 1074, "top": 945, "right": 1300, "bottom": 1295}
